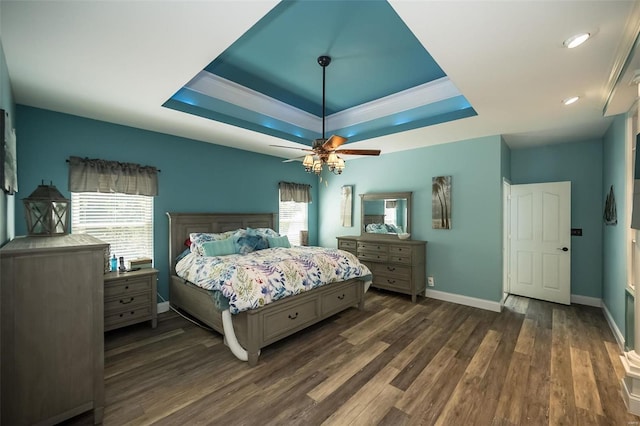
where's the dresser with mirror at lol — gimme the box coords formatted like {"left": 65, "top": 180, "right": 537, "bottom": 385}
{"left": 337, "top": 191, "right": 427, "bottom": 302}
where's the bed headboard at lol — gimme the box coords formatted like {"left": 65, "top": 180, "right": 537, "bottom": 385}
{"left": 166, "top": 212, "right": 277, "bottom": 274}
{"left": 363, "top": 214, "right": 385, "bottom": 225}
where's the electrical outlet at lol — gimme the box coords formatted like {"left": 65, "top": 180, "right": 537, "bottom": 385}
{"left": 428, "top": 276, "right": 435, "bottom": 286}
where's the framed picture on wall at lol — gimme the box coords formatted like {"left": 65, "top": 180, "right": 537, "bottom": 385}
{"left": 432, "top": 175, "right": 451, "bottom": 229}
{"left": 341, "top": 185, "right": 353, "bottom": 227}
{"left": 1, "top": 109, "right": 17, "bottom": 194}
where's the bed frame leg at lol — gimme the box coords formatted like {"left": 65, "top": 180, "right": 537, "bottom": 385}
{"left": 248, "top": 351, "right": 259, "bottom": 367}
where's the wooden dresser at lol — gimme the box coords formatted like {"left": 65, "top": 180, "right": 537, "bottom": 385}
{"left": 0, "top": 234, "right": 108, "bottom": 425}
{"left": 104, "top": 268, "right": 158, "bottom": 331}
{"left": 337, "top": 235, "right": 427, "bottom": 302}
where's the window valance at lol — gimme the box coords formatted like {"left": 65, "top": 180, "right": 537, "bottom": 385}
{"left": 68, "top": 156, "right": 159, "bottom": 196}
{"left": 279, "top": 181, "right": 311, "bottom": 203}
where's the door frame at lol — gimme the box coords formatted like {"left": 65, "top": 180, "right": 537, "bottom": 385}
{"left": 502, "top": 178, "right": 511, "bottom": 306}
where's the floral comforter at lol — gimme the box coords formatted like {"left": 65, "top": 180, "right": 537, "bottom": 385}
{"left": 175, "top": 246, "right": 372, "bottom": 314}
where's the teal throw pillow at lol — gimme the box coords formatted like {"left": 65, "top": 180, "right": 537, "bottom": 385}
{"left": 202, "top": 238, "right": 236, "bottom": 257}
{"left": 267, "top": 235, "right": 291, "bottom": 248}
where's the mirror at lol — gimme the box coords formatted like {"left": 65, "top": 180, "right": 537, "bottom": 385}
{"left": 360, "top": 192, "right": 412, "bottom": 237}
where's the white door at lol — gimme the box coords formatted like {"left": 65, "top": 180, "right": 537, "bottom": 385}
{"left": 509, "top": 181, "right": 571, "bottom": 305}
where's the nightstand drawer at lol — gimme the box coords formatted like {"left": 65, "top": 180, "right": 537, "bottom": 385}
{"left": 104, "top": 292, "right": 150, "bottom": 313}
{"left": 104, "top": 277, "right": 150, "bottom": 298}
{"left": 104, "top": 269, "right": 158, "bottom": 331}
{"left": 105, "top": 305, "right": 152, "bottom": 330}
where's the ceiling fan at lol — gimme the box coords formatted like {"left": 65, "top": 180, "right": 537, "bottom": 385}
{"left": 271, "top": 55, "right": 381, "bottom": 175}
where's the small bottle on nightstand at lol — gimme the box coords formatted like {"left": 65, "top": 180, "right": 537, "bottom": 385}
{"left": 110, "top": 254, "right": 117, "bottom": 272}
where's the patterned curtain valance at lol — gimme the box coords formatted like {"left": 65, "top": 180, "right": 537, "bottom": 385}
{"left": 68, "top": 156, "right": 159, "bottom": 196}
{"left": 279, "top": 181, "right": 312, "bottom": 203}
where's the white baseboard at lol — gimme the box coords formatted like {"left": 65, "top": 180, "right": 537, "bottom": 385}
{"left": 602, "top": 300, "right": 626, "bottom": 352}
{"left": 571, "top": 294, "right": 602, "bottom": 307}
{"left": 425, "top": 289, "right": 501, "bottom": 312}
{"left": 158, "top": 301, "right": 170, "bottom": 314}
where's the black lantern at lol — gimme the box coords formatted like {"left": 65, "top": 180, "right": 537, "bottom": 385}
{"left": 23, "top": 181, "right": 70, "bottom": 236}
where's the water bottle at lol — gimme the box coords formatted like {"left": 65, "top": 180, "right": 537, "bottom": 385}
{"left": 110, "top": 254, "right": 117, "bottom": 272}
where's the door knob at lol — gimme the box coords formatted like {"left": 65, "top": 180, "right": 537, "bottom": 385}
{"left": 558, "top": 247, "right": 569, "bottom": 252}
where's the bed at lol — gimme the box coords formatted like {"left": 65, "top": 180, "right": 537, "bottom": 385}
{"left": 167, "top": 212, "right": 371, "bottom": 366}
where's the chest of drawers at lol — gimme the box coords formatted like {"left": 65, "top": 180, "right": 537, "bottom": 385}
{"left": 337, "top": 236, "right": 426, "bottom": 302}
{"left": 103, "top": 268, "right": 158, "bottom": 331}
{"left": 0, "top": 234, "right": 108, "bottom": 425}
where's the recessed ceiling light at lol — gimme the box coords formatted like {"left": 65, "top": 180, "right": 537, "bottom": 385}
{"left": 562, "top": 96, "right": 580, "bottom": 105}
{"left": 563, "top": 33, "right": 591, "bottom": 49}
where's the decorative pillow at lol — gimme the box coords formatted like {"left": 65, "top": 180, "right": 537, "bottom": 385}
{"left": 267, "top": 235, "right": 291, "bottom": 248}
{"left": 190, "top": 231, "right": 237, "bottom": 256}
{"left": 254, "top": 227, "right": 279, "bottom": 238}
{"left": 233, "top": 228, "right": 269, "bottom": 254}
{"left": 202, "top": 238, "right": 236, "bottom": 257}
{"left": 365, "top": 223, "right": 389, "bottom": 233}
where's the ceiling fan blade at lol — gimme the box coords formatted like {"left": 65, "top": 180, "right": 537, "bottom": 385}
{"left": 335, "top": 149, "right": 381, "bottom": 156}
{"left": 283, "top": 156, "right": 306, "bottom": 163}
{"left": 322, "top": 135, "right": 347, "bottom": 151}
{"left": 269, "top": 144, "right": 314, "bottom": 152}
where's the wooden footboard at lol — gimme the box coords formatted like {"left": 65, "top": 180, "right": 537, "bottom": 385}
{"left": 170, "top": 276, "right": 365, "bottom": 366}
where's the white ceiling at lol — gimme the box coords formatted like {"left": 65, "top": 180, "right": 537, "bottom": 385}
{"left": 2, "top": 0, "right": 639, "bottom": 159}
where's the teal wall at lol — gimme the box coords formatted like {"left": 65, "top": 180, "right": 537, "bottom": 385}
{"left": 510, "top": 139, "right": 604, "bottom": 299}
{"left": 15, "top": 105, "right": 319, "bottom": 300}
{"left": 0, "top": 36, "right": 16, "bottom": 246}
{"left": 602, "top": 114, "right": 629, "bottom": 334}
{"left": 318, "top": 135, "right": 505, "bottom": 303}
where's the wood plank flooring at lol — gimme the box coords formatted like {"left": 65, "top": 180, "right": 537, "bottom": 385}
{"left": 65, "top": 291, "right": 639, "bottom": 425}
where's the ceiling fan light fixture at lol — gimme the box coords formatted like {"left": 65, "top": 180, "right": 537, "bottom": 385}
{"left": 327, "top": 152, "right": 338, "bottom": 166}
{"left": 563, "top": 33, "right": 590, "bottom": 49}
{"left": 333, "top": 157, "right": 345, "bottom": 175}
{"left": 302, "top": 154, "right": 314, "bottom": 172}
{"left": 312, "top": 159, "right": 323, "bottom": 175}
{"left": 562, "top": 96, "right": 580, "bottom": 105}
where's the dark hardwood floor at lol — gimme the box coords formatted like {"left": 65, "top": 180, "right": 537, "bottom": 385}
{"left": 67, "top": 290, "right": 639, "bottom": 425}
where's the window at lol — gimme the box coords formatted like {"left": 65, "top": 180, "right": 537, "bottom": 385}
{"left": 71, "top": 192, "right": 153, "bottom": 261}
{"left": 279, "top": 198, "right": 308, "bottom": 246}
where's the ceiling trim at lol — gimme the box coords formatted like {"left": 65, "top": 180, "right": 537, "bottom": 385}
{"left": 603, "top": 0, "right": 640, "bottom": 116}
{"left": 185, "top": 70, "right": 320, "bottom": 131}
{"left": 176, "top": 71, "right": 463, "bottom": 141}
{"left": 326, "top": 77, "right": 460, "bottom": 131}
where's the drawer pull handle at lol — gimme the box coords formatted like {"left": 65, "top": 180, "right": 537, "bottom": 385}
{"left": 120, "top": 297, "right": 134, "bottom": 305}
{"left": 124, "top": 285, "right": 129, "bottom": 290}
{"left": 288, "top": 312, "right": 298, "bottom": 320}
{"left": 337, "top": 294, "right": 345, "bottom": 300}
{"left": 387, "top": 279, "right": 396, "bottom": 284}
{"left": 398, "top": 258, "right": 403, "bottom": 262}
{"left": 387, "top": 267, "right": 395, "bottom": 271}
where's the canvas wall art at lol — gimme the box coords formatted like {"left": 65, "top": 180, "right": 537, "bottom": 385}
{"left": 341, "top": 185, "right": 353, "bottom": 227}
{"left": 432, "top": 176, "right": 451, "bottom": 229}
{"left": 1, "top": 110, "right": 17, "bottom": 194}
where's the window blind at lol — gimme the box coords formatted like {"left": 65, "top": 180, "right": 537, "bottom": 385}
{"left": 71, "top": 192, "right": 153, "bottom": 261}
{"left": 278, "top": 200, "right": 308, "bottom": 246}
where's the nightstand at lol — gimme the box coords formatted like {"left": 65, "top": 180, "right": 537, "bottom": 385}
{"left": 104, "top": 268, "right": 158, "bottom": 331}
